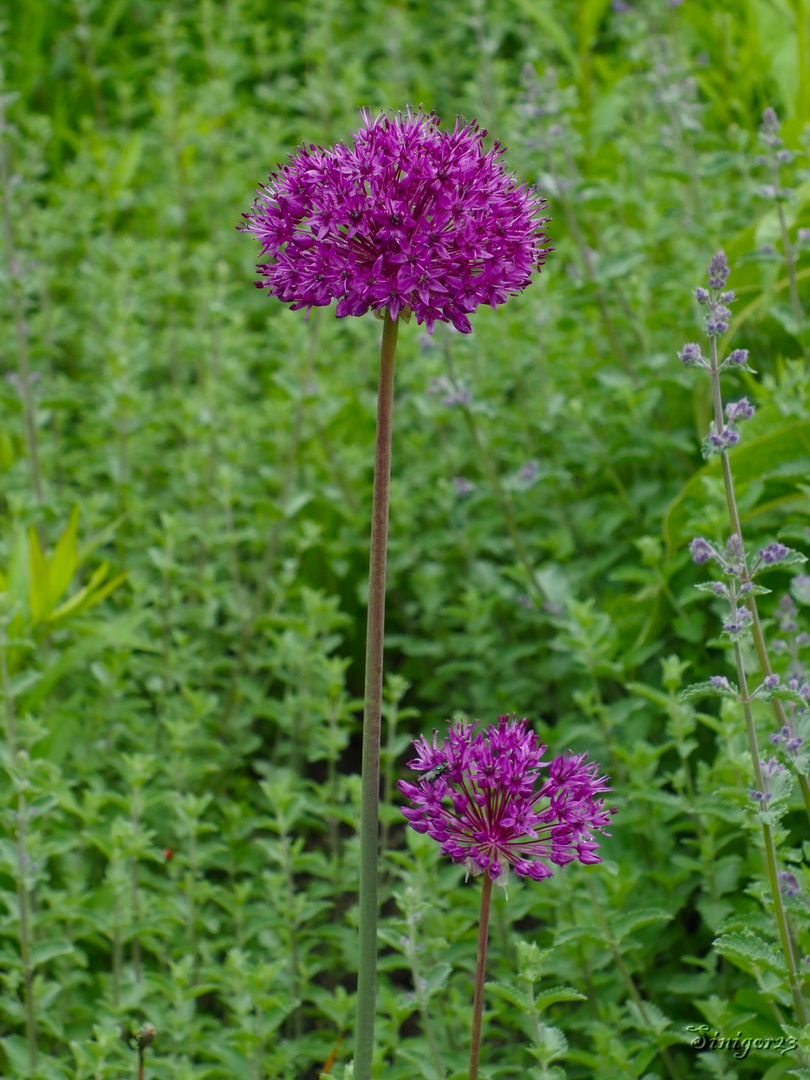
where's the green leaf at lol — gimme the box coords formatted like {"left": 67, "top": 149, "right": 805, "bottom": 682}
{"left": 612, "top": 907, "right": 674, "bottom": 941}
{"left": 534, "top": 985, "right": 588, "bottom": 1011}
{"left": 664, "top": 417, "right": 810, "bottom": 550}
{"left": 47, "top": 506, "right": 80, "bottom": 611}
{"left": 28, "top": 526, "right": 49, "bottom": 628}
{"left": 713, "top": 929, "right": 787, "bottom": 977}
{"left": 681, "top": 680, "right": 739, "bottom": 702}
{"left": 31, "top": 938, "right": 75, "bottom": 967}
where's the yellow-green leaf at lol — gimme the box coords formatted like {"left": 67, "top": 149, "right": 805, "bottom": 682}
{"left": 28, "top": 526, "right": 50, "bottom": 628}
{"left": 48, "top": 506, "right": 80, "bottom": 611}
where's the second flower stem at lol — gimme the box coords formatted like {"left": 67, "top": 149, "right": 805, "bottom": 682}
{"left": 355, "top": 310, "right": 399, "bottom": 1080}
{"left": 469, "top": 874, "right": 493, "bottom": 1080}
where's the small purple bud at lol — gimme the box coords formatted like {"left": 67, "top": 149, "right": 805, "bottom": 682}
{"left": 678, "top": 342, "right": 704, "bottom": 367}
{"left": 726, "top": 398, "right": 755, "bottom": 422}
{"left": 749, "top": 789, "right": 771, "bottom": 803}
{"left": 711, "top": 581, "right": 727, "bottom": 597}
{"left": 452, "top": 476, "right": 476, "bottom": 497}
{"left": 760, "top": 542, "right": 790, "bottom": 565}
{"left": 761, "top": 107, "right": 779, "bottom": 133}
{"left": 725, "top": 348, "right": 749, "bottom": 367}
{"left": 710, "top": 675, "right": 731, "bottom": 690}
{"left": 764, "top": 674, "right": 780, "bottom": 690}
{"left": 759, "top": 184, "right": 778, "bottom": 200}
{"left": 706, "top": 317, "right": 729, "bottom": 336}
{"left": 787, "top": 736, "right": 805, "bottom": 753}
{"left": 611, "top": 0, "right": 630, "bottom": 11}
{"left": 518, "top": 460, "right": 539, "bottom": 485}
{"left": 719, "top": 290, "right": 736, "bottom": 304}
{"left": 763, "top": 756, "right": 784, "bottom": 778}
{"left": 775, "top": 148, "right": 793, "bottom": 164}
{"left": 694, "top": 288, "right": 710, "bottom": 305}
{"left": 707, "top": 250, "right": 730, "bottom": 289}
{"left": 798, "top": 228, "right": 810, "bottom": 245}
{"left": 779, "top": 870, "right": 800, "bottom": 897}
{"left": 690, "top": 537, "right": 715, "bottom": 565}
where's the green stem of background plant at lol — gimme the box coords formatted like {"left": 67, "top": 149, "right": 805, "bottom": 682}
{"left": 469, "top": 874, "right": 493, "bottom": 1080}
{"left": 0, "top": 637, "right": 37, "bottom": 1068}
{"left": 0, "top": 100, "right": 43, "bottom": 507}
{"left": 708, "top": 339, "right": 808, "bottom": 1023}
{"left": 708, "top": 339, "right": 810, "bottom": 823}
{"left": 355, "top": 309, "right": 399, "bottom": 1080}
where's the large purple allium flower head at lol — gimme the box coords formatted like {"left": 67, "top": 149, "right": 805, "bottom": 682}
{"left": 240, "top": 108, "right": 552, "bottom": 334}
{"left": 398, "top": 715, "right": 615, "bottom": 886}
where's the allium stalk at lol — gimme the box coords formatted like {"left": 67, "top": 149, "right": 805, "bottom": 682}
{"left": 355, "top": 308, "right": 398, "bottom": 1075}
{"left": 400, "top": 715, "right": 614, "bottom": 1077}
{"left": 241, "top": 108, "right": 551, "bottom": 1079}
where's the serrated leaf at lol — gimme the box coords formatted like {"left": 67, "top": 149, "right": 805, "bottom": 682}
{"left": 681, "top": 679, "right": 739, "bottom": 702}
{"left": 486, "top": 979, "right": 531, "bottom": 1011}
{"left": 714, "top": 929, "right": 787, "bottom": 976}
{"left": 534, "top": 985, "right": 587, "bottom": 1011}
{"left": 613, "top": 907, "right": 673, "bottom": 941}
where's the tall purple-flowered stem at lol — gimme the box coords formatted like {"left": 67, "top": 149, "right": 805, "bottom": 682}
{"left": 469, "top": 874, "right": 493, "bottom": 1080}
{"left": 356, "top": 310, "right": 399, "bottom": 1080}
{"left": 706, "top": 329, "right": 808, "bottom": 1024}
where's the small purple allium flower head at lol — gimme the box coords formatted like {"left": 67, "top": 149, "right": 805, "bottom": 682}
{"left": 690, "top": 537, "right": 715, "bottom": 565}
{"left": 708, "top": 250, "right": 730, "bottom": 290}
{"left": 241, "top": 108, "right": 552, "bottom": 333}
{"left": 399, "top": 715, "right": 614, "bottom": 885}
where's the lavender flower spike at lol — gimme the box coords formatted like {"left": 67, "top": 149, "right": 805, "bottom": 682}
{"left": 399, "top": 715, "right": 615, "bottom": 885}
{"left": 241, "top": 108, "right": 552, "bottom": 333}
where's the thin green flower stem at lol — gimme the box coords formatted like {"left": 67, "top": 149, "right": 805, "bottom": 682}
{"left": 707, "top": 338, "right": 808, "bottom": 1023}
{"left": 0, "top": 102, "right": 43, "bottom": 507}
{"left": 443, "top": 344, "right": 548, "bottom": 608}
{"left": 355, "top": 310, "right": 399, "bottom": 1080}
{"left": 469, "top": 873, "right": 493, "bottom": 1080}
{"left": 585, "top": 878, "right": 683, "bottom": 1080}
{"left": 707, "top": 338, "right": 810, "bottom": 821}
{"left": 733, "top": 624, "right": 806, "bottom": 1019}
{"left": 0, "top": 639, "right": 37, "bottom": 1068}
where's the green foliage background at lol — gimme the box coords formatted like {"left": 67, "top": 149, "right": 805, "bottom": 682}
{"left": 2, "top": 1, "right": 810, "bottom": 1078}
